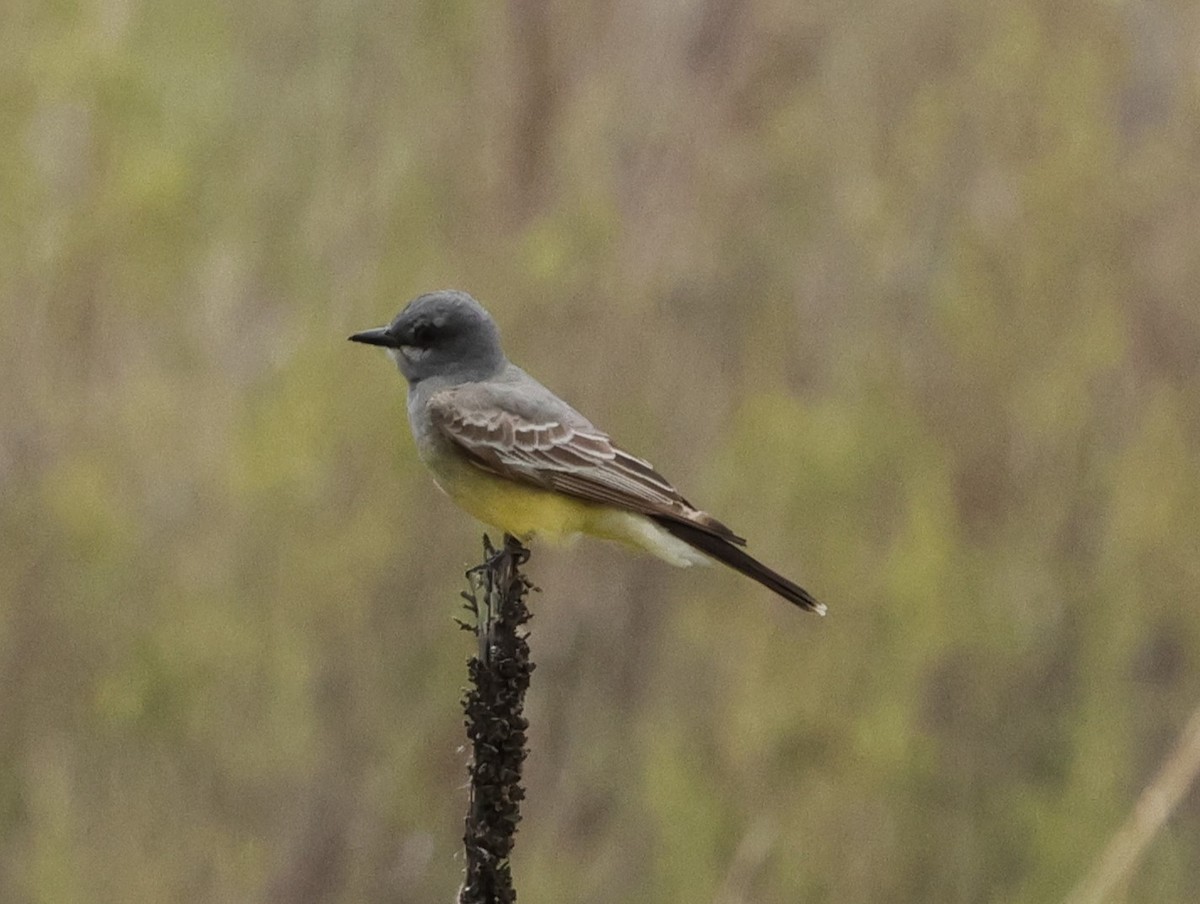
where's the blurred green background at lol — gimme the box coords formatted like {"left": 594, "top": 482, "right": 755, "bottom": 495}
{"left": 4, "top": 1, "right": 1199, "bottom": 902}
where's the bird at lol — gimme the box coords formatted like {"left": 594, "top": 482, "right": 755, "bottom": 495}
{"left": 349, "top": 290, "right": 824, "bottom": 614}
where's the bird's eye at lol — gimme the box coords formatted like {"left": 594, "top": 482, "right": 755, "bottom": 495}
{"left": 411, "top": 322, "right": 436, "bottom": 346}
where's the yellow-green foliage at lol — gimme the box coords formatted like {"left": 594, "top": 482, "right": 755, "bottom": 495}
{"left": 3, "top": 1, "right": 1198, "bottom": 902}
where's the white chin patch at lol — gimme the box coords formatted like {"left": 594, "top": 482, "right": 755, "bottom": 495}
{"left": 390, "top": 346, "right": 428, "bottom": 366}
{"left": 401, "top": 345, "right": 429, "bottom": 363}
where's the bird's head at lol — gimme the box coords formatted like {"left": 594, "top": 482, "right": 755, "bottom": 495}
{"left": 349, "top": 290, "right": 506, "bottom": 385}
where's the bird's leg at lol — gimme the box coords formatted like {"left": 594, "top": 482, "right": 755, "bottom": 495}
{"left": 502, "top": 532, "right": 531, "bottom": 567}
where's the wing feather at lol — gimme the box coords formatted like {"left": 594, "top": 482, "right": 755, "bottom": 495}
{"left": 427, "top": 383, "right": 745, "bottom": 544}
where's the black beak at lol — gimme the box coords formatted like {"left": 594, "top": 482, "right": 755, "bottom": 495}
{"left": 348, "top": 326, "right": 398, "bottom": 348}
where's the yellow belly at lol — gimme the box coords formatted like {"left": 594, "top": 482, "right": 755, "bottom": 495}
{"left": 440, "top": 469, "right": 596, "bottom": 540}
{"left": 423, "top": 453, "right": 710, "bottom": 566}
{"left": 426, "top": 453, "right": 600, "bottom": 541}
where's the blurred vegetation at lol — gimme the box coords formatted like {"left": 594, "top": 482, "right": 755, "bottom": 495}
{"left": 3, "top": 1, "right": 1199, "bottom": 902}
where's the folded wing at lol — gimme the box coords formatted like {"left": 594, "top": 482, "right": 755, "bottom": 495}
{"left": 427, "top": 381, "right": 825, "bottom": 614}
{"left": 426, "top": 382, "right": 745, "bottom": 544}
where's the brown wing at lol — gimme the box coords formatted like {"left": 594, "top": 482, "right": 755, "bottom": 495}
{"left": 426, "top": 382, "right": 745, "bottom": 544}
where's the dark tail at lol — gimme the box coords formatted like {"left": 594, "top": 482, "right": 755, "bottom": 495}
{"left": 651, "top": 516, "right": 826, "bottom": 615}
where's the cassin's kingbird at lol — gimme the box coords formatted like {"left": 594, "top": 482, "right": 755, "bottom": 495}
{"left": 350, "top": 290, "right": 824, "bottom": 614}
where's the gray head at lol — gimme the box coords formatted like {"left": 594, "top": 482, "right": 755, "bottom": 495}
{"left": 349, "top": 290, "right": 506, "bottom": 385}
